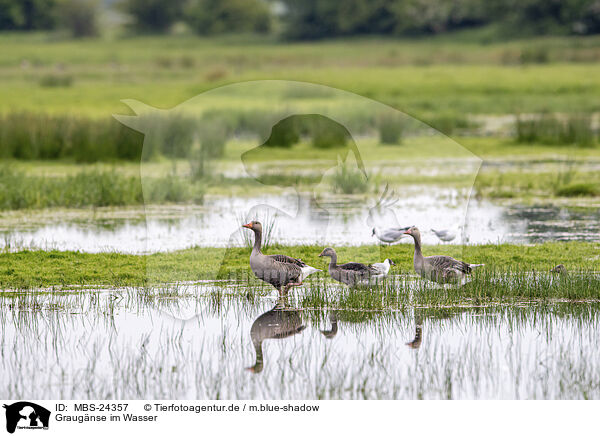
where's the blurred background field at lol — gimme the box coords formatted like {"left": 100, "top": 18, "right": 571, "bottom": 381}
{"left": 0, "top": 0, "right": 599, "bottom": 249}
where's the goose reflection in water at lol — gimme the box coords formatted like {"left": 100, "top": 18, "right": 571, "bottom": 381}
{"left": 320, "top": 312, "right": 338, "bottom": 339}
{"left": 247, "top": 299, "right": 306, "bottom": 373}
{"left": 406, "top": 312, "right": 423, "bottom": 349}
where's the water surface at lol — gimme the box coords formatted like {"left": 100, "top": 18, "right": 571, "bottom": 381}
{"left": 1, "top": 285, "right": 598, "bottom": 399}
{"left": 1, "top": 191, "right": 598, "bottom": 253}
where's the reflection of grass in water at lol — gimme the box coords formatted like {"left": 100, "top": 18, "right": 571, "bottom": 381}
{"left": 3, "top": 287, "right": 600, "bottom": 399}
{"left": 301, "top": 269, "right": 600, "bottom": 310}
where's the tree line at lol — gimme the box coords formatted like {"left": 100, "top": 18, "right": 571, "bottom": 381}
{"left": 1, "top": 0, "right": 599, "bottom": 39}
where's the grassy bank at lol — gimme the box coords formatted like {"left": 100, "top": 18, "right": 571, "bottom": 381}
{"left": 1, "top": 242, "right": 597, "bottom": 290}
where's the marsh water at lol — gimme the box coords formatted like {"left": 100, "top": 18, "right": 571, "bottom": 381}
{"left": 1, "top": 283, "right": 599, "bottom": 400}
{"left": 1, "top": 192, "right": 599, "bottom": 253}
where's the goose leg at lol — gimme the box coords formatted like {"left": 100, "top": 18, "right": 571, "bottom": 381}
{"left": 281, "top": 281, "right": 303, "bottom": 296}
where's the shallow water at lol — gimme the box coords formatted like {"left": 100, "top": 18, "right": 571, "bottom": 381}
{"left": 1, "top": 191, "right": 598, "bottom": 253}
{"left": 1, "top": 285, "right": 599, "bottom": 399}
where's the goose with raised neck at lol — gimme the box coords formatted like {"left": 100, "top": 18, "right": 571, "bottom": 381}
{"left": 242, "top": 221, "right": 320, "bottom": 296}
{"left": 404, "top": 226, "right": 484, "bottom": 284}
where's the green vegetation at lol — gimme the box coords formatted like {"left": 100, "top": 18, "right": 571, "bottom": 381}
{"left": 1, "top": 242, "right": 597, "bottom": 290}
{"left": 555, "top": 182, "right": 599, "bottom": 197}
{"left": 516, "top": 114, "right": 596, "bottom": 147}
{"left": 1, "top": 34, "right": 600, "bottom": 118}
{"left": 1, "top": 133, "right": 599, "bottom": 210}
{"left": 329, "top": 161, "right": 370, "bottom": 194}
{"left": 0, "top": 166, "right": 203, "bottom": 210}
{"left": 7, "top": 0, "right": 599, "bottom": 39}
{"left": 378, "top": 114, "right": 404, "bottom": 144}
{"left": 0, "top": 112, "right": 141, "bottom": 162}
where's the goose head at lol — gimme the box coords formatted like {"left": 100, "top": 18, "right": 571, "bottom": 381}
{"left": 242, "top": 221, "right": 262, "bottom": 232}
{"left": 318, "top": 247, "right": 336, "bottom": 258}
{"left": 403, "top": 226, "right": 420, "bottom": 239}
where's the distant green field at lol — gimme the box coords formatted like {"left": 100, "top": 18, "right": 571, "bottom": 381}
{"left": 1, "top": 33, "right": 600, "bottom": 116}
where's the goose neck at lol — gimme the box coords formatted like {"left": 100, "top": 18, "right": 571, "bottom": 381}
{"left": 328, "top": 252, "right": 338, "bottom": 268}
{"left": 412, "top": 234, "right": 423, "bottom": 259}
{"left": 252, "top": 228, "right": 262, "bottom": 254}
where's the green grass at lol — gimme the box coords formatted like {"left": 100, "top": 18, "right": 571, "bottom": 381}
{"left": 0, "top": 166, "right": 204, "bottom": 210}
{"left": 1, "top": 134, "right": 599, "bottom": 209}
{"left": 1, "top": 242, "right": 597, "bottom": 290}
{"left": 515, "top": 114, "right": 596, "bottom": 147}
{"left": 1, "top": 33, "right": 600, "bottom": 116}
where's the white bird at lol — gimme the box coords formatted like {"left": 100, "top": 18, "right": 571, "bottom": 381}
{"left": 370, "top": 258, "right": 395, "bottom": 276}
{"left": 431, "top": 228, "right": 457, "bottom": 242}
{"left": 372, "top": 226, "right": 410, "bottom": 244}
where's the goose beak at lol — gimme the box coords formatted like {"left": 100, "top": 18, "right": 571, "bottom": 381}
{"left": 403, "top": 229, "right": 410, "bottom": 234}
{"left": 242, "top": 223, "right": 252, "bottom": 229}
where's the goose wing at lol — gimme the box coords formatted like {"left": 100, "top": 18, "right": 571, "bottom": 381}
{"left": 268, "top": 254, "right": 307, "bottom": 267}
{"left": 425, "top": 255, "right": 472, "bottom": 274}
{"left": 266, "top": 254, "right": 304, "bottom": 281}
{"left": 339, "top": 262, "right": 378, "bottom": 277}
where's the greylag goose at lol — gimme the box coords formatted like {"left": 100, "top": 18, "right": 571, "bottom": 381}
{"left": 319, "top": 247, "right": 380, "bottom": 287}
{"left": 371, "top": 258, "right": 395, "bottom": 276}
{"left": 404, "top": 226, "right": 484, "bottom": 284}
{"left": 431, "top": 228, "right": 457, "bottom": 242}
{"left": 243, "top": 221, "right": 320, "bottom": 296}
{"left": 247, "top": 303, "right": 305, "bottom": 373}
{"left": 372, "top": 226, "right": 410, "bottom": 244}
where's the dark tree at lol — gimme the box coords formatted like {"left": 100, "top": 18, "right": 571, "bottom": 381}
{"left": 56, "top": 0, "right": 99, "bottom": 37}
{"left": 118, "top": 0, "right": 186, "bottom": 33}
{"left": 0, "top": 0, "right": 56, "bottom": 30}
{"left": 185, "top": 0, "right": 271, "bottom": 35}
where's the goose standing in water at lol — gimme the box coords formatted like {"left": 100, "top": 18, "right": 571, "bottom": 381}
{"left": 247, "top": 303, "right": 305, "bottom": 373}
{"left": 372, "top": 226, "right": 410, "bottom": 244}
{"left": 319, "top": 247, "right": 380, "bottom": 287}
{"left": 404, "top": 226, "right": 484, "bottom": 284}
{"left": 243, "top": 221, "right": 320, "bottom": 296}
